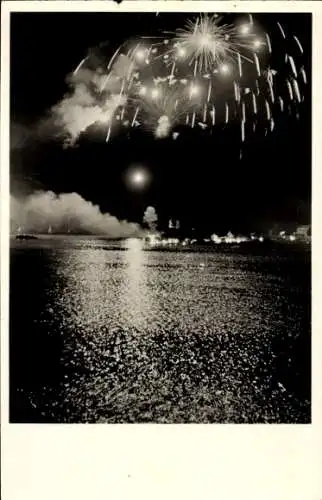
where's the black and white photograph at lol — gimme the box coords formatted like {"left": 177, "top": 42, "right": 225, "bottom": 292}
{"left": 9, "top": 9, "right": 311, "bottom": 424}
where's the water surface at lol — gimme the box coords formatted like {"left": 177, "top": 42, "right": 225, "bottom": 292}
{"left": 10, "top": 236, "right": 311, "bottom": 423}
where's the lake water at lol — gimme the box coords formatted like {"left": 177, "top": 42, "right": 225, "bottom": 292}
{"left": 10, "top": 236, "right": 311, "bottom": 423}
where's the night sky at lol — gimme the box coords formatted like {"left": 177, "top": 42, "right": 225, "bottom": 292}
{"left": 10, "top": 12, "right": 312, "bottom": 235}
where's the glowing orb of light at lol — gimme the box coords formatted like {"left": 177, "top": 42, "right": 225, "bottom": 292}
{"left": 132, "top": 171, "right": 146, "bottom": 185}
{"left": 135, "top": 49, "right": 146, "bottom": 61}
{"left": 240, "top": 24, "right": 251, "bottom": 35}
{"left": 151, "top": 88, "right": 160, "bottom": 99}
{"left": 190, "top": 84, "right": 200, "bottom": 97}
{"left": 139, "top": 86, "right": 147, "bottom": 96}
{"left": 177, "top": 47, "right": 186, "bottom": 58}
{"left": 253, "top": 39, "right": 262, "bottom": 49}
{"left": 220, "top": 63, "right": 230, "bottom": 74}
{"left": 125, "top": 165, "right": 151, "bottom": 191}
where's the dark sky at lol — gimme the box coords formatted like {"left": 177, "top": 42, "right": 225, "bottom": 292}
{"left": 10, "top": 12, "right": 312, "bottom": 234}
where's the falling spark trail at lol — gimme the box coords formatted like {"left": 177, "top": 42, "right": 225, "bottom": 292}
{"left": 292, "top": 79, "right": 301, "bottom": 103}
{"left": 191, "top": 112, "right": 196, "bottom": 128}
{"left": 132, "top": 107, "right": 139, "bottom": 127}
{"left": 294, "top": 36, "right": 304, "bottom": 54}
{"left": 268, "top": 81, "right": 275, "bottom": 103}
{"left": 186, "top": 113, "right": 189, "bottom": 125}
{"left": 265, "top": 100, "right": 271, "bottom": 120}
{"left": 194, "top": 60, "right": 198, "bottom": 77}
{"left": 211, "top": 106, "right": 215, "bottom": 126}
{"left": 174, "top": 99, "right": 178, "bottom": 110}
{"left": 101, "top": 74, "right": 111, "bottom": 92}
{"left": 121, "top": 107, "right": 125, "bottom": 120}
{"left": 73, "top": 57, "right": 88, "bottom": 76}
{"left": 242, "top": 101, "right": 246, "bottom": 122}
{"left": 288, "top": 55, "right": 298, "bottom": 78}
{"left": 300, "top": 67, "right": 307, "bottom": 84}
{"left": 108, "top": 45, "right": 122, "bottom": 70}
{"left": 277, "top": 22, "right": 286, "bottom": 39}
{"left": 125, "top": 62, "right": 135, "bottom": 86}
{"left": 249, "top": 14, "right": 254, "bottom": 25}
{"left": 254, "top": 54, "right": 261, "bottom": 76}
{"left": 236, "top": 83, "right": 241, "bottom": 103}
{"left": 241, "top": 120, "right": 245, "bottom": 142}
{"left": 267, "top": 68, "right": 274, "bottom": 86}
{"left": 129, "top": 43, "right": 140, "bottom": 62}
{"left": 106, "top": 126, "right": 111, "bottom": 142}
{"left": 203, "top": 104, "right": 207, "bottom": 123}
{"left": 286, "top": 80, "right": 294, "bottom": 100}
{"left": 252, "top": 93, "right": 257, "bottom": 114}
{"left": 207, "top": 82, "right": 212, "bottom": 103}
{"left": 234, "top": 81, "right": 238, "bottom": 101}
{"left": 255, "top": 79, "right": 260, "bottom": 96}
{"left": 279, "top": 96, "right": 284, "bottom": 112}
{"left": 270, "top": 118, "right": 275, "bottom": 132}
{"left": 265, "top": 33, "right": 272, "bottom": 53}
{"left": 128, "top": 74, "right": 135, "bottom": 92}
{"left": 238, "top": 53, "right": 242, "bottom": 78}
{"left": 225, "top": 103, "right": 229, "bottom": 124}
{"left": 119, "top": 79, "right": 125, "bottom": 97}
{"left": 170, "top": 61, "right": 176, "bottom": 78}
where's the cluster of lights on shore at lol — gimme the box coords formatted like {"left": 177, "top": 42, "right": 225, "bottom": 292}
{"left": 74, "top": 13, "right": 307, "bottom": 148}
{"left": 146, "top": 232, "right": 265, "bottom": 248}
{"left": 144, "top": 230, "right": 303, "bottom": 248}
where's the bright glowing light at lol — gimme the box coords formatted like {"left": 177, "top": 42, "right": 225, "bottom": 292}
{"left": 139, "top": 86, "right": 147, "bottom": 96}
{"left": 240, "top": 24, "right": 251, "bottom": 35}
{"left": 177, "top": 47, "right": 186, "bottom": 58}
{"left": 253, "top": 39, "right": 262, "bottom": 50}
{"left": 174, "top": 14, "right": 242, "bottom": 72}
{"left": 198, "top": 33, "right": 212, "bottom": 47}
{"left": 220, "top": 63, "right": 230, "bottom": 74}
{"left": 126, "top": 238, "right": 143, "bottom": 251}
{"left": 211, "top": 233, "right": 222, "bottom": 244}
{"left": 127, "top": 167, "right": 149, "bottom": 189}
{"left": 145, "top": 234, "right": 161, "bottom": 247}
{"left": 135, "top": 49, "right": 146, "bottom": 61}
{"left": 190, "top": 84, "right": 200, "bottom": 97}
{"left": 132, "top": 171, "right": 146, "bottom": 185}
{"left": 151, "top": 88, "right": 160, "bottom": 99}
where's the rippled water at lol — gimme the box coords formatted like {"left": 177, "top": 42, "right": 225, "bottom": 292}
{"left": 10, "top": 237, "right": 311, "bottom": 423}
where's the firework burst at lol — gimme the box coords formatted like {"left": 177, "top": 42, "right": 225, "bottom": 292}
{"left": 68, "top": 13, "right": 308, "bottom": 147}
{"left": 168, "top": 14, "right": 254, "bottom": 74}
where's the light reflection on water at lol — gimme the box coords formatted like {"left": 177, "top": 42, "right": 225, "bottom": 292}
{"left": 120, "top": 238, "right": 152, "bottom": 331}
{"left": 10, "top": 238, "right": 311, "bottom": 423}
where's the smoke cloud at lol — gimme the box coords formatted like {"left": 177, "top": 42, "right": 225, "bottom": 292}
{"left": 11, "top": 191, "right": 141, "bottom": 238}
{"left": 51, "top": 53, "right": 134, "bottom": 146}
{"left": 155, "top": 115, "right": 171, "bottom": 139}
